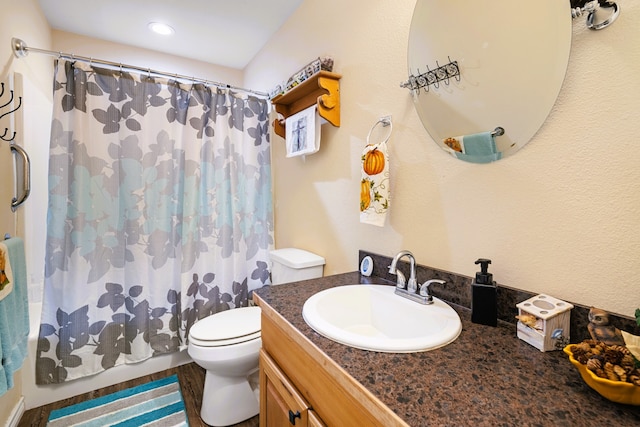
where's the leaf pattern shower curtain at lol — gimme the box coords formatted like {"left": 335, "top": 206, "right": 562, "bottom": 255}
{"left": 36, "top": 59, "right": 273, "bottom": 384}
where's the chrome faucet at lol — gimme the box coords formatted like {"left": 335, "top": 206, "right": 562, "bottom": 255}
{"left": 388, "top": 250, "right": 417, "bottom": 292}
{"left": 388, "top": 250, "right": 446, "bottom": 305}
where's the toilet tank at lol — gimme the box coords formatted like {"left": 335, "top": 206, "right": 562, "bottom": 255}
{"left": 269, "top": 248, "right": 325, "bottom": 285}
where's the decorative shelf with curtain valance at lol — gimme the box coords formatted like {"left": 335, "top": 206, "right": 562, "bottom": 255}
{"left": 271, "top": 71, "right": 341, "bottom": 139}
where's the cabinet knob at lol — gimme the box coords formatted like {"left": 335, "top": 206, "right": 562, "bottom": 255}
{"left": 288, "top": 410, "right": 301, "bottom": 425}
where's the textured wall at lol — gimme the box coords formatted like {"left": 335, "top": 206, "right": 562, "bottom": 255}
{"left": 0, "top": 0, "right": 52, "bottom": 421}
{"left": 245, "top": 0, "right": 640, "bottom": 317}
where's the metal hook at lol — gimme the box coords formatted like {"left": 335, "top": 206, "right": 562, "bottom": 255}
{"left": 0, "top": 91, "right": 20, "bottom": 117}
{"left": 0, "top": 86, "right": 21, "bottom": 142}
{"left": 0, "top": 128, "right": 16, "bottom": 142}
{"left": 0, "top": 83, "right": 13, "bottom": 110}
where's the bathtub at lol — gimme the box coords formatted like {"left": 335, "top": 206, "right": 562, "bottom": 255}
{"left": 21, "top": 301, "right": 193, "bottom": 409}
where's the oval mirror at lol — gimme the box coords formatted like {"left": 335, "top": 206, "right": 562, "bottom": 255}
{"left": 407, "top": 0, "right": 572, "bottom": 163}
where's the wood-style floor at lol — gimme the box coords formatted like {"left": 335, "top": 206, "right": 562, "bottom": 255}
{"left": 18, "top": 362, "right": 259, "bottom": 427}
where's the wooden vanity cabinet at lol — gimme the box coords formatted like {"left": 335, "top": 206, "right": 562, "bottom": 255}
{"left": 257, "top": 297, "right": 408, "bottom": 427}
{"left": 260, "top": 349, "right": 326, "bottom": 426}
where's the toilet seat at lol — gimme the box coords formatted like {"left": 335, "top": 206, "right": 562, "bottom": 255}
{"left": 189, "top": 306, "right": 261, "bottom": 347}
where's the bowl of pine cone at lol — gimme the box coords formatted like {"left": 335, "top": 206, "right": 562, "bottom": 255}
{"left": 564, "top": 340, "right": 640, "bottom": 405}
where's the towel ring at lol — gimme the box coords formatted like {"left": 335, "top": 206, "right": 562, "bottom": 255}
{"left": 586, "top": 1, "right": 619, "bottom": 30}
{"left": 366, "top": 116, "right": 393, "bottom": 146}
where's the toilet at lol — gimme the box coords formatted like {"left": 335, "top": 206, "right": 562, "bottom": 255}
{"left": 187, "top": 248, "right": 325, "bottom": 426}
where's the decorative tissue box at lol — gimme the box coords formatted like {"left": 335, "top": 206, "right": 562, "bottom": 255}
{"left": 516, "top": 294, "right": 573, "bottom": 352}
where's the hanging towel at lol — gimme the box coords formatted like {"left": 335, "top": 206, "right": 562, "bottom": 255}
{"left": 462, "top": 132, "right": 500, "bottom": 157}
{"left": 285, "top": 105, "right": 321, "bottom": 158}
{"left": 360, "top": 140, "right": 390, "bottom": 227}
{"left": 0, "top": 237, "right": 29, "bottom": 396}
{"left": 0, "top": 243, "right": 13, "bottom": 301}
{"left": 444, "top": 132, "right": 502, "bottom": 163}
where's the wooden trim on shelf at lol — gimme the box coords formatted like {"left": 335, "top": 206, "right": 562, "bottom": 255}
{"left": 271, "top": 71, "right": 341, "bottom": 139}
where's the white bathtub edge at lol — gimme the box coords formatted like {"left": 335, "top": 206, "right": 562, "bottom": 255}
{"left": 5, "top": 396, "right": 24, "bottom": 427}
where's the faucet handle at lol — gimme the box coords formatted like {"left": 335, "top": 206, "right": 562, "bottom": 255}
{"left": 393, "top": 269, "right": 407, "bottom": 288}
{"left": 419, "top": 279, "right": 446, "bottom": 297}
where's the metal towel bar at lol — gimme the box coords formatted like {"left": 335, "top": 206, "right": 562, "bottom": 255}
{"left": 10, "top": 144, "right": 30, "bottom": 211}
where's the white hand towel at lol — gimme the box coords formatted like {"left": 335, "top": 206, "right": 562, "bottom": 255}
{"left": 285, "top": 105, "right": 321, "bottom": 158}
{"left": 360, "top": 140, "right": 390, "bottom": 227}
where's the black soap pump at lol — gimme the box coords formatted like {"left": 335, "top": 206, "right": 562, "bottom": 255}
{"left": 471, "top": 258, "right": 497, "bottom": 327}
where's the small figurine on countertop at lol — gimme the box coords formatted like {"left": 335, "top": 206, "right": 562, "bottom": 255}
{"left": 515, "top": 313, "right": 543, "bottom": 331}
{"left": 587, "top": 307, "right": 625, "bottom": 346}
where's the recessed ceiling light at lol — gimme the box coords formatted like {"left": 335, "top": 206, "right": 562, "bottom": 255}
{"left": 148, "top": 22, "right": 175, "bottom": 36}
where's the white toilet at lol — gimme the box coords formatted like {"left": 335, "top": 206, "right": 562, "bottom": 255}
{"left": 187, "top": 248, "right": 325, "bottom": 426}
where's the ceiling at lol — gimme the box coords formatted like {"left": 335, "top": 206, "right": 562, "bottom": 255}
{"left": 38, "top": 0, "right": 304, "bottom": 69}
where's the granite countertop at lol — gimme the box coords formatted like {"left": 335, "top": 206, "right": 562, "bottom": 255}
{"left": 254, "top": 272, "right": 640, "bottom": 426}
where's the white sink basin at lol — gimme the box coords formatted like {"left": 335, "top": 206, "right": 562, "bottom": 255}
{"left": 302, "top": 285, "right": 462, "bottom": 353}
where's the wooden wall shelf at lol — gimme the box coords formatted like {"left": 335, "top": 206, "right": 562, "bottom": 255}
{"left": 271, "top": 71, "right": 341, "bottom": 139}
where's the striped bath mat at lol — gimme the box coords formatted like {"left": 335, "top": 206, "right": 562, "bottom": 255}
{"left": 47, "top": 374, "right": 189, "bottom": 426}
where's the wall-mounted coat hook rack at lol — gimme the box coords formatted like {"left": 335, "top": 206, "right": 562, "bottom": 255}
{"left": 400, "top": 57, "right": 460, "bottom": 94}
{"left": 0, "top": 82, "right": 22, "bottom": 142}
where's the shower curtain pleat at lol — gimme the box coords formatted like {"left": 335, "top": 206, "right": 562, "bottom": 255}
{"left": 35, "top": 59, "right": 273, "bottom": 384}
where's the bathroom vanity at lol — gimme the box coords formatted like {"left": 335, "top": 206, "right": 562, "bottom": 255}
{"left": 254, "top": 272, "right": 640, "bottom": 426}
{"left": 257, "top": 277, "right": 407, "bottom": 426}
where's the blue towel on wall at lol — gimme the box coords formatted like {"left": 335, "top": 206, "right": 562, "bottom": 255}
{"left": 0, "top": 237, "right": 29, "bottom": 396}
{"left": 456, "top": 132, "right": 502, "bottom": 163}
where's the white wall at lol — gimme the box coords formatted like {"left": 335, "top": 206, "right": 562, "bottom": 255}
{"left": 245, "top": 0, "right": 640, "bottom": 318}
{"left": 51, "top": 30, "right": 244, "bottom": 88}
{"left": 0, "top": 0, "right": 52, "bottom": 422}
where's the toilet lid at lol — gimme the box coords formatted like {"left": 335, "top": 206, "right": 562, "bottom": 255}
{"left": 189, "top": 306, "right": 261, "bottom": 347}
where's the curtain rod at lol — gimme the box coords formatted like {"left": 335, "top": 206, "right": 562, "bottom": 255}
{"left": 11, "top": 37, "right": 269, "bottom": 98}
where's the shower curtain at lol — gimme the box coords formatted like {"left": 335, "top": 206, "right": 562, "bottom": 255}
{"left": 35, "top": 59, "right": 273, "bottom": 384}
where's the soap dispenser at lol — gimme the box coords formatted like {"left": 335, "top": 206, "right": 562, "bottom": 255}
{"left": 471, "top": 258, "right": 497, "bottom": 327}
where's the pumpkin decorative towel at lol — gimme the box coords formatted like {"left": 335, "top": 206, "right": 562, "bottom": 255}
{"left": 0, "top": 243, "right": 13, "bottom": 302}
{"left": 360, "top": 118, "right": 391, "bottom": 227}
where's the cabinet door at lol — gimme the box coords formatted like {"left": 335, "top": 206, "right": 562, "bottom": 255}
{"left": 260, "top": 349, "right": 310, "bottom": 427}
{"left": 308, "top": 410, "right": 326, "bottom": 427}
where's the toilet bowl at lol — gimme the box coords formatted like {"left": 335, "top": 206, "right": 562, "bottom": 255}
{"left": 188, "top": 248, "right": 325, "bottom": 426}
{"left": 188, "top": 306, "right": 262, "bottom": 426}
